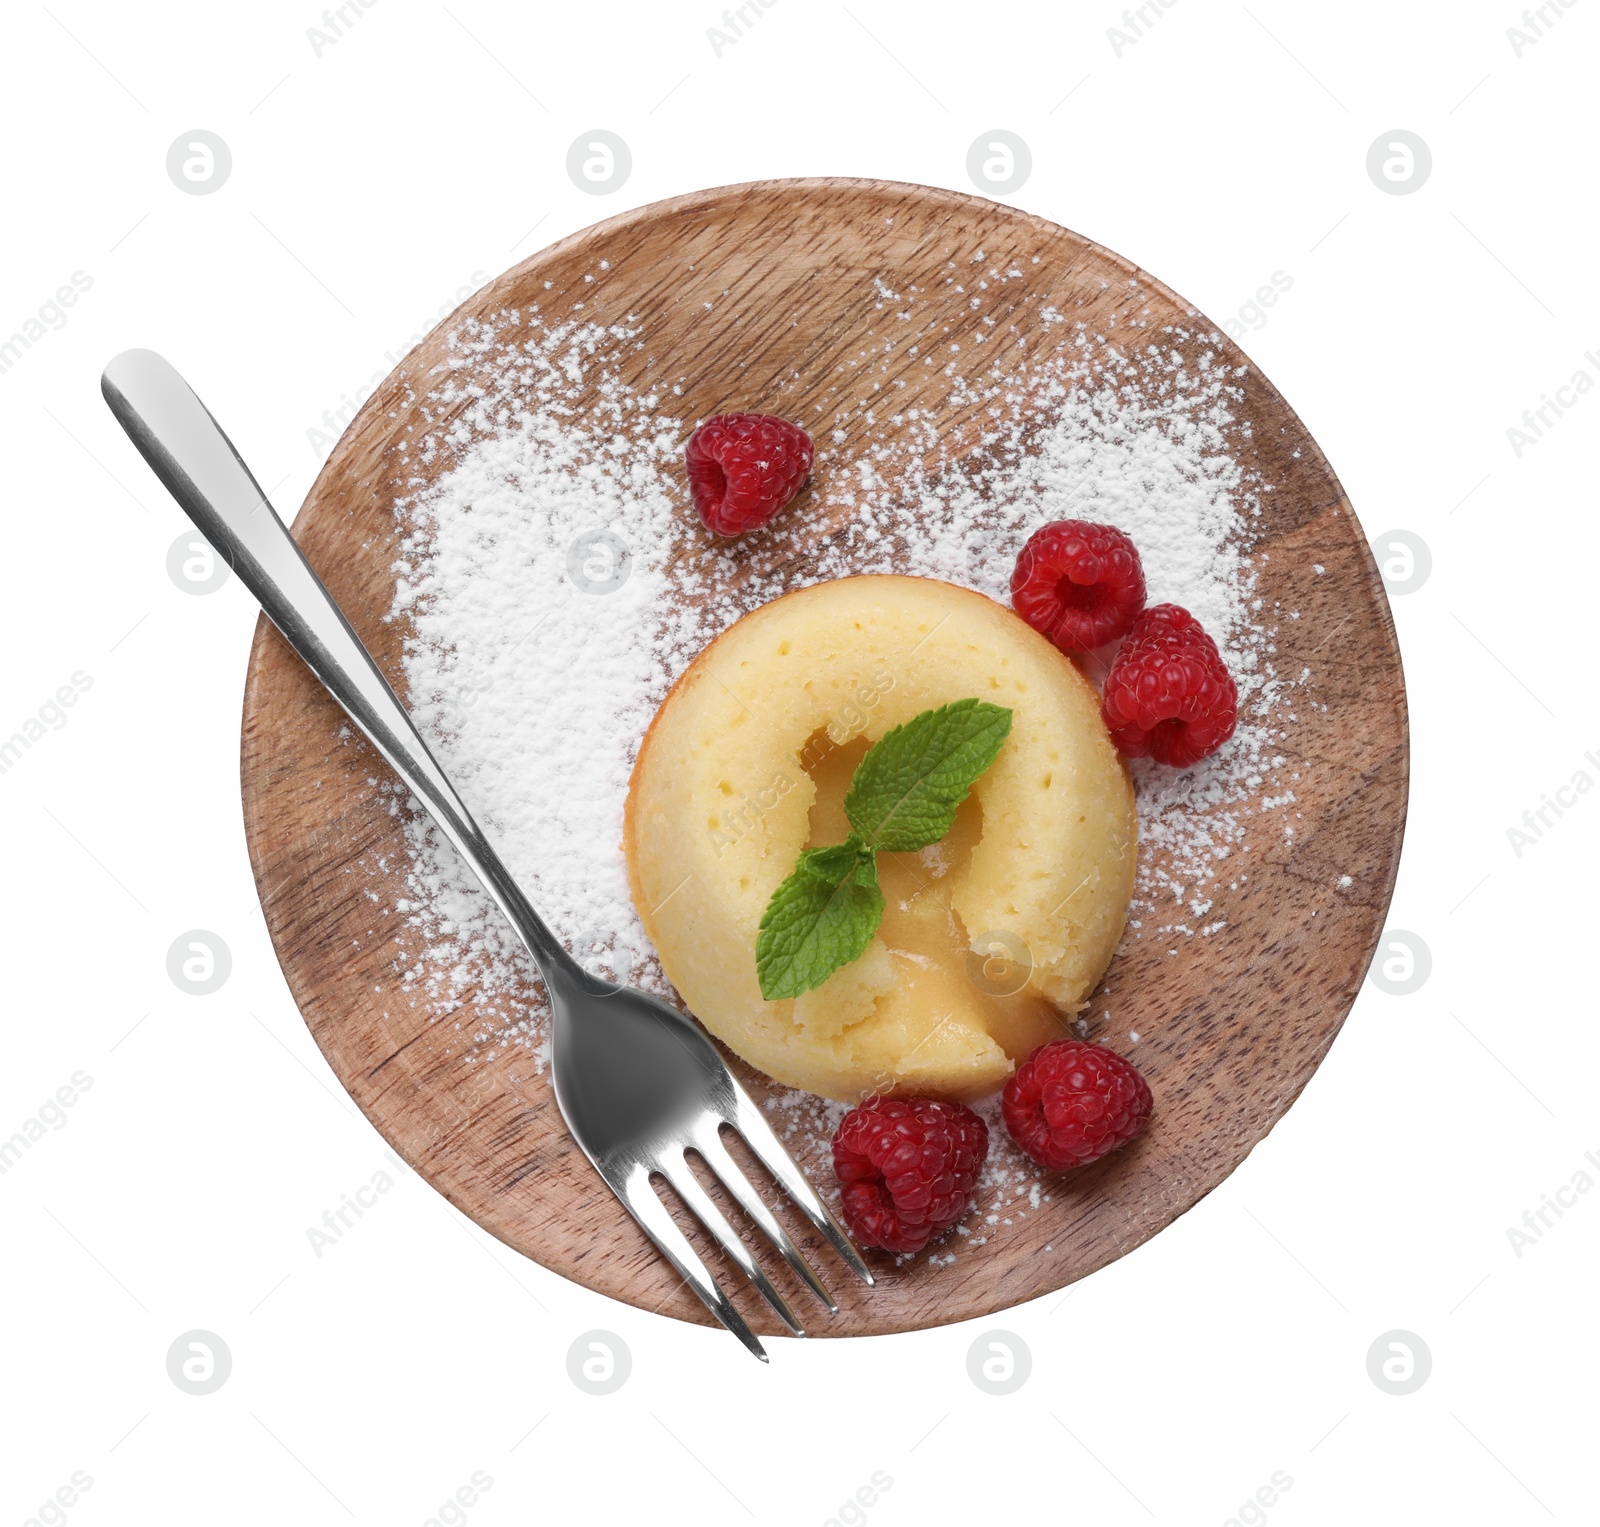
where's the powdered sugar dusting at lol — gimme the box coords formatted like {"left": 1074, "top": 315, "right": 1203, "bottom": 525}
{"left": 380, "top": 270, "right": 1300, "bottom": 1253}
{"left": 390, "top": 316, "right": 679, "bottom": 1025}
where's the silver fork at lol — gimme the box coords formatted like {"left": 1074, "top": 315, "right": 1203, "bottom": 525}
{"left": 101, "top": 349, "right": 872, "bottom": 1360}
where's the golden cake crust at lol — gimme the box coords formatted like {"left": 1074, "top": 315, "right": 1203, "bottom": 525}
{"left": 624, "top": 574, "right": 1136, "bottom": 1102}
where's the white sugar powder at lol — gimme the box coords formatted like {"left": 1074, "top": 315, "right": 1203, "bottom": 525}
{"left": 391, "top": 319, "right": 681, "bottom": 1025}
{"left": 382, "top": 271, "right": 1299, "bottom": 1244}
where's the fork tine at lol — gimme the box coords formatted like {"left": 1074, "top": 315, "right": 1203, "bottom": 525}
{"left": 659, "top": 1154, "right": 806, "bottom": 1337}
{"left": 694, "top": 1123, "right": 839, "bottom": 1314}
{"left": 725, "top": 1089, "right": 876, "bottom": 1288}
{"left": 610, "top": 1163, "right": 768, "bottom": 1362}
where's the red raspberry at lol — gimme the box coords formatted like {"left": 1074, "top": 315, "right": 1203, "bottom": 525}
{"left": 684, "top": 412, "right": 813, "bottom": 536}
{"left": 1010, "top": 519, "right": 1147, "bottom": 653}
{"left": 832, "top": 1097, "right": 989, "bottom": 1254}
{"left": 1002, "top": 1040, "right": 1152, "bottom": 1172}
{"left": 1100, "top": 602, "right": 1237, "bottom": 768}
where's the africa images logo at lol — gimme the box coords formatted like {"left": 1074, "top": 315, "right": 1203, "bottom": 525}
{"left": 0, "top": 272, "right": 93, "bottom": 378}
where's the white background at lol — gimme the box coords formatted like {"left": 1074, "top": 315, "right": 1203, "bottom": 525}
{"left": 1, "top": 2, "right": 1595, "bottom": 1523}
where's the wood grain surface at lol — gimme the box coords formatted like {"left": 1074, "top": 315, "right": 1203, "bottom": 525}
{"left": 240, "top": 178, "right": 1408, "bottom": 1339}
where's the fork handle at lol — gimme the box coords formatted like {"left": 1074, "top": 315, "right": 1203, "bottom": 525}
{"left": 102, "top": 348, "right": 584, "bottom": 990}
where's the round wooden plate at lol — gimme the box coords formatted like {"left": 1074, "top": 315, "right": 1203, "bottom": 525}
{"left": 241, "top": 178, "right": 1407, "bottom": 1338}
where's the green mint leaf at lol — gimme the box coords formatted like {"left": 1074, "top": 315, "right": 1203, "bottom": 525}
{"left": 844, "top": 698, "right": 1013, "bottom": 853}
{"left": 755, "top": 836, "right": 884, "bottom": 1000}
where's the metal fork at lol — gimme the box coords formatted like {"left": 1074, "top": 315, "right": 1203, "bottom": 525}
{"left": 101, "top": 349, "right": 872, "bottom": 1360}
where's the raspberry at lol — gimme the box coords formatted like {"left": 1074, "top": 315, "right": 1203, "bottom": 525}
{"left": 684, "top": 412, "right": 813, "bottom": 536}
{"left": 1010, "top": 519, "right": 1147, "bottom": 653}
{"left": 1100, "top": 602, "right": 1237, "bottom": 768}
{"left": 1002, "top": 1040, "right": 1152, "bottom": 1172}
{"left": 832, "top": 1097, "right": 989, "bottom": 1254}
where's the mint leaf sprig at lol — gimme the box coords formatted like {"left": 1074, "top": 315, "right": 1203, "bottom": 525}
{"left": 755, "top": 699, "right": 1013, "bottom": 1001}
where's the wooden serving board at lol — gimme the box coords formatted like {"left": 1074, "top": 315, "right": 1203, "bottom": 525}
{"left": 240, "top": 179, "right": 1407, "bottom": 1338}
